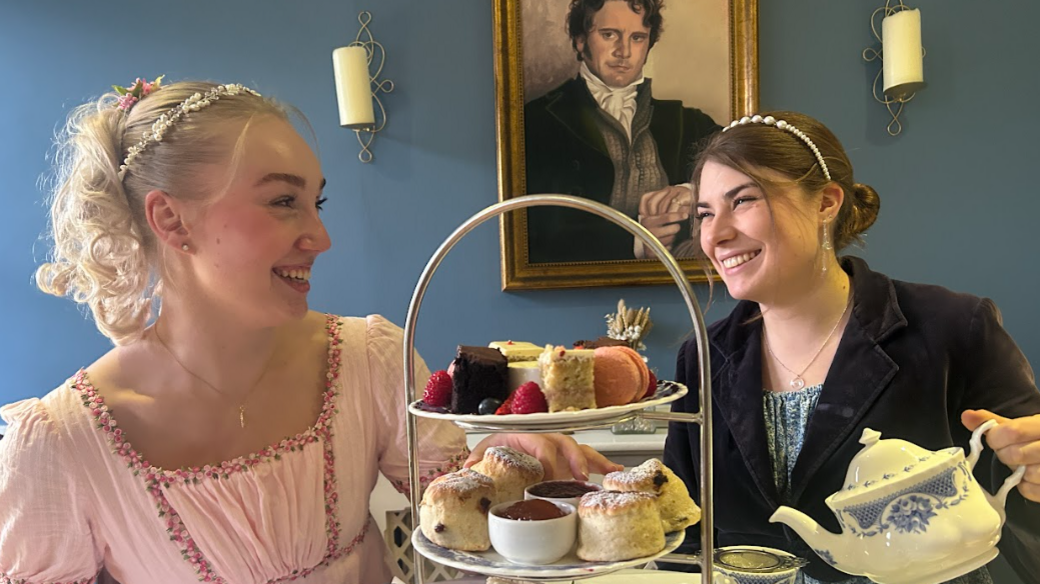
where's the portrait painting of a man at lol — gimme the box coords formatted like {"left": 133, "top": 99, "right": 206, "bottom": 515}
{"left": 494, "top": 0, "right": 757, "bottom": 289}
{"left": 525, "top": 0, "right": 721, "bottom": 264}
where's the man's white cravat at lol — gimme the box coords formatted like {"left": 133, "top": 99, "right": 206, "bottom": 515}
{"left": 579, "top": 61, "right": 644, "bottom": 141}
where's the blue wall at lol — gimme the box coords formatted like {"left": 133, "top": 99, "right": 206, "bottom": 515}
{"left": 2, "top": 2, "right": 1037, "bottom": 403}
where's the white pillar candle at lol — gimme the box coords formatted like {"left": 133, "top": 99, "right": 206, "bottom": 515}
{"left": 882, "top": 9, "right": 925, "bottom": 99}
{"left": 332, "top": 46, "right": 376, "bottom": 128}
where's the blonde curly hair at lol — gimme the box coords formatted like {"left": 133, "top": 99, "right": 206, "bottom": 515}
{"left": 35, "top": 81, "right": 289, "bottom": 345}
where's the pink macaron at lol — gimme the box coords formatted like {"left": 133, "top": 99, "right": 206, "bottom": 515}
{"left": 592, "top": 346, "right": 649, "bottom": 407}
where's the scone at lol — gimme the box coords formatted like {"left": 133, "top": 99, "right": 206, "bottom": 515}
{"left": 602, "top": 458, "right": 701, "bottom": 533}
{"left": 538, "top": 345, "right": 596, "bottom": 412}
{"left": 470, "top": 446, "right": 544, "bottom": 504}
{"left": 419, "top": 469, "right": 496, "bottom": 551}
{"left": 576, "top": 491, "right": 665, "bottom": 561}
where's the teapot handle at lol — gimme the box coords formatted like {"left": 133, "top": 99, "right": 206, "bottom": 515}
{"left": 967, "top": 419, "right": 1028, "bottom": 511}
{"left": 967, "top": 419, "right": 998, "bottom": 471}
{"left": 995, "top": 465, "right": 1028, "bottom": 511}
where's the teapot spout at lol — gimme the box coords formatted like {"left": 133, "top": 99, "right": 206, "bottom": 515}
{"left": 769, "top": 506, "right": 864, "bottom": 576}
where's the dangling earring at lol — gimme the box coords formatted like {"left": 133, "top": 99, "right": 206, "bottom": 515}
{"left": 821, "top": 219, "right": 833, "bottom": 274}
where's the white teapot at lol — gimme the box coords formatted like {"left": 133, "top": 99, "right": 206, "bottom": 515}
{"left": 769, "top": 420, "right": 1025, "bottom": 584}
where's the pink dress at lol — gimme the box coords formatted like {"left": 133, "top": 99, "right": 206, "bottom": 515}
{"left": 0, "top": 315, "right": 468, "bottom": 584}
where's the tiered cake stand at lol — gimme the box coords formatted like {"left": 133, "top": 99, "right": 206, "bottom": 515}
{"left": 402, "top": 195, "right": 714, "bottom": 583}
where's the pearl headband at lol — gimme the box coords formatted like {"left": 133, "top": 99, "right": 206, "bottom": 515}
{"left": 118, "top": 83, "right": 262, "bottom": 179}
{"left": 722, "top": 114, "right": 831, "bottom": 181}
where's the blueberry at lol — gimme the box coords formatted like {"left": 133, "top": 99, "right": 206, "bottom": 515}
{"left": 478, "top": 398, "right": 503, "bottom": 415}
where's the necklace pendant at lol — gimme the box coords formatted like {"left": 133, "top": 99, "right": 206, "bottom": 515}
{"left": 789, "top": 377, "right": 806, "bottom": 390}
{"left": 239, "top": 405, "right": 246, "bottom": 429}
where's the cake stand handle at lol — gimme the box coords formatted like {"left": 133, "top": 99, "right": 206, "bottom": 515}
{"left": 402, "top": 194, "right": 714, "bottom": 582}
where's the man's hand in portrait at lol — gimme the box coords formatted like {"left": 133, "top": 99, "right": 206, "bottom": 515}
{"left": 636, "top": 185, "right": 692, "bottom": 256}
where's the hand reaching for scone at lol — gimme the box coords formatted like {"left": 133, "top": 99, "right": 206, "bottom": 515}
{"left": 466, "top": 433, "right": 623, "bottom": 481}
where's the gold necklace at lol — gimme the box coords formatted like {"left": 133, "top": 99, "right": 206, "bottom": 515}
{"left": 764, "top": 293, "right": 852, "bottom": 391}
{"left": 153, "top": 323, "right": 273, "bottom": 429}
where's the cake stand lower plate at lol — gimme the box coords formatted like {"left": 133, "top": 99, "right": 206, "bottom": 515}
{"left": 412, "top": 528, "right": 685, "bottom": 581}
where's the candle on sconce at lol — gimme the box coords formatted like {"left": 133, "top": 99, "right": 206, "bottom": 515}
{"left": 332, "top": 46, "right": 376, "bottom": 129}
{"left": 882, "top": 8, "right": 925, "bottom": 100}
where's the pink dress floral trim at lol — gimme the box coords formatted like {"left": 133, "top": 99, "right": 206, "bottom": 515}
{"left": 389, "top": 449, "right": 470, "bottom": 496}
{"left": 71, "top": 315, "right": 365, "bottom": 584}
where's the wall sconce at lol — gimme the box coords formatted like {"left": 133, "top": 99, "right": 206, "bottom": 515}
{"left": 863, "top": 1, "right": 925, "bottom": 136}
{"left": 333, "top": 11, "right": 394, "bottom": 162}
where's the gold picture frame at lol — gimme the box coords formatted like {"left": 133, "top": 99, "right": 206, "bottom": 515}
{"left": 494, "top": 0, "right": 759, "bottom": 290}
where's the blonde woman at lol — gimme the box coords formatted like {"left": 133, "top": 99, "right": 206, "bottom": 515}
{"left": 0, "top": 79, "right": 617, "bottom": 584}
{"left": 664, "top": 112, "right": 1040, "bottom": 584}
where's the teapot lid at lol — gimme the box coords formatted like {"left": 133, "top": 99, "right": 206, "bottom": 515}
{"left": 833, "top": 428, "right": 958, "bottom": 500}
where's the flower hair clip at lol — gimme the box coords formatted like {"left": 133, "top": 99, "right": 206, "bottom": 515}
{"left": 114, "top": 75, "right": 165, "bottom": 111}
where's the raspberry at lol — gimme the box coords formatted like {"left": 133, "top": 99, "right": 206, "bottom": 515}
{"left": 511, "top": 382, "right": 548, "bottom": 414}
{"left": 495, "top": 394, "right": 515, "bottom": 415}
{"left": 641, "top": 370, "right": 658, "bottom": 401}
{"left": 423, "top": 370, "right": 452, "bottom": 408}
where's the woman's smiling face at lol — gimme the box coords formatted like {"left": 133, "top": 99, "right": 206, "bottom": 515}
{"left": 695, "top": 160, "right": 821, "bottom": 304}
{"left": 183, "top": 116, "right": 331, "bottom": 326}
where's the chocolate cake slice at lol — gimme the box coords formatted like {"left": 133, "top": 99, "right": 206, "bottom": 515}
{"left": 451, "top": 345, "right": 509, "bottom": 414}
{"left": 573, "top": 336, "right": 629, "bottom": 349}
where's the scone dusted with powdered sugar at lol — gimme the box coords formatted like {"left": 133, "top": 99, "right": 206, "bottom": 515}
{"left": 419, "top": 469, "right": 496, "bottom": 551}
{"left": 603, "top": 458, "right": 701, "bottom": 533}
{"left": 576, "top": 491, "right": 665, "bottom": 561}
{"left": 470, "top": 446, "right": 544, "bottom": 505}
{"left": 537, "top": 345, "right": 596, "bottom": 412}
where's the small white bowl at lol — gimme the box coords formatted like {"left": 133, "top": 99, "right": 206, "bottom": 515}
{"left": 524, "top": 480, "right": 603, "bottom": 509}
{"left": 488, "top": 500, "right": 577, "bottom": 565}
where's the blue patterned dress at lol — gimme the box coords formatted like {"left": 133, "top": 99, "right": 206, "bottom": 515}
{"left": 762, "top": 386, "right": 992, "bottom": 584}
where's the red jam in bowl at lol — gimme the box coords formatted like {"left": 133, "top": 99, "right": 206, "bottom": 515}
{"left": 494, "top": 499, "right": 568, "bottom": 521}
{"left": 528, "top": 480, "right": 601, "bottom": 499}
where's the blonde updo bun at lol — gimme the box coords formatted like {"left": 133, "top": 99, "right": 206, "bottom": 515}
{"left": 35, "top": 80, "right": 289, "bottom": 345}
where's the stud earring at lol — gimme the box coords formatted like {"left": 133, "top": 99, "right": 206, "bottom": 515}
{"left": 181, "top": 243, "right": 190, "bottom": 252}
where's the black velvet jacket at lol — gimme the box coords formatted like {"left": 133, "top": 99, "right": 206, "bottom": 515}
{"left": 664, "top": 257, "right": 1040, "bottom": 583}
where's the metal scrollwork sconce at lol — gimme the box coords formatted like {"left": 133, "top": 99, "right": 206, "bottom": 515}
{"left": 863, "top": 1, "right": 925, "bottom": 136}
{"left": 333, "top": 11, "right": 394, "bottom": 162}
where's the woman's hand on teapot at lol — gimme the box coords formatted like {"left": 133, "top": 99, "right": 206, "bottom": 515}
{"left": 465, "top": 433, "right": 623, "bottom": 481}
{"left": 962, "top": 409, "right": 1040, "bottom": 502}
